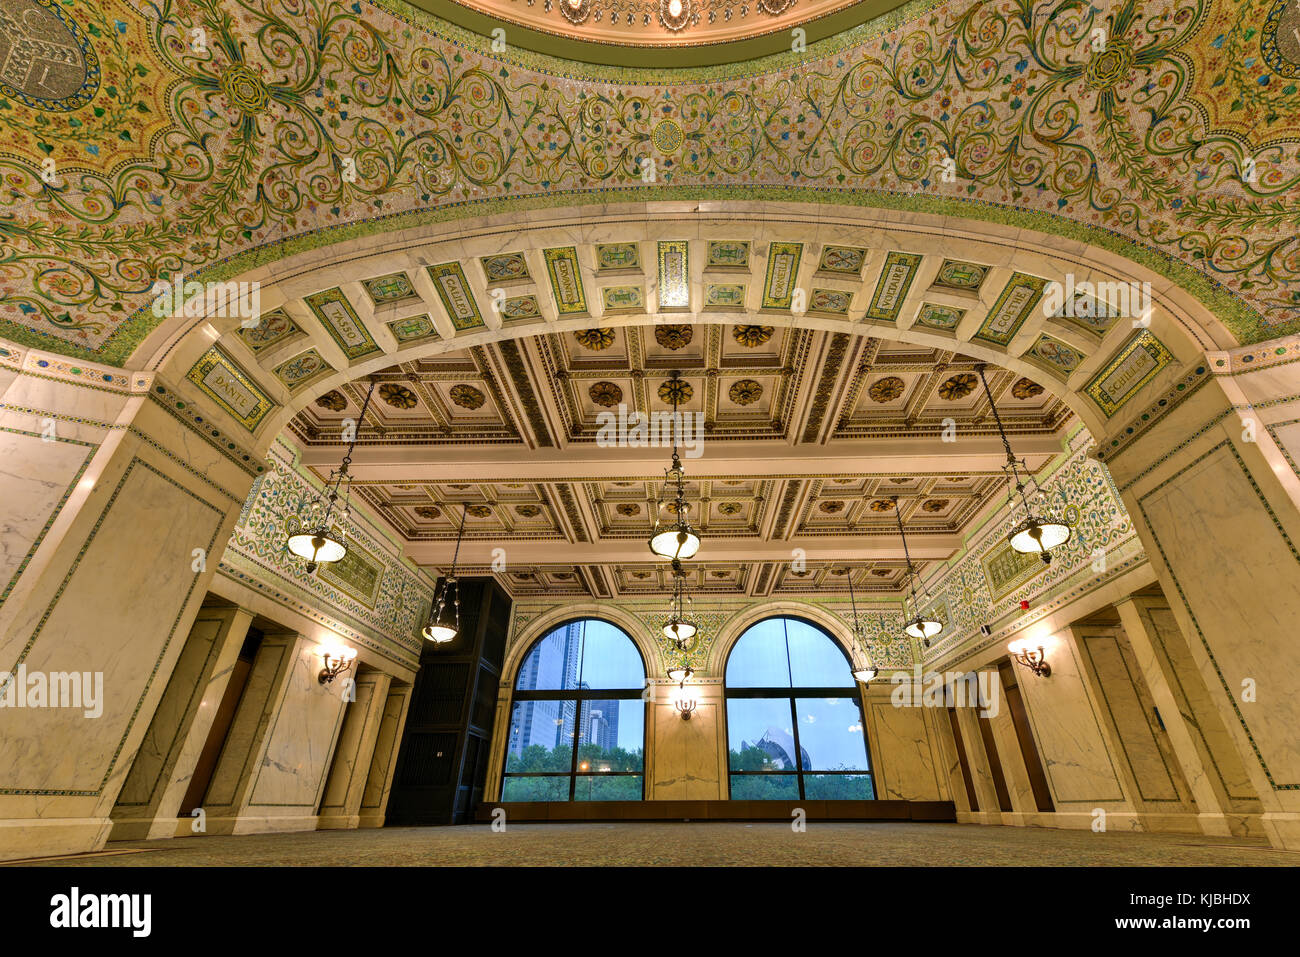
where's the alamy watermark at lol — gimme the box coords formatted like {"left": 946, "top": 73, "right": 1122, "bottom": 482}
{"left": 595, "top": 405, "right": 705, "bottom": 458}
{"left": 151, "top": 271, "right": 261, "bottom": 327}
{"left": 1041, "top": 275, "right": 1151, "bottom": 323}
{"left": 0, "top": 666, "right": 104, "bottom": 718}
{"left": 890, "top": 666, "right": 1001, "bottom": 718}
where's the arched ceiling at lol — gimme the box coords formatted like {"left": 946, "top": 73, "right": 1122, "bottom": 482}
{"left": 2, "top": 0, "right": 1297, "bottom": 368}
{"left": 293, "top": 322, "right": 1072, "bottom": 597}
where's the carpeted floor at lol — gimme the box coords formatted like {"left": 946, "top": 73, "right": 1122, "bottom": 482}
{"left": 13, "top": 822, "right": 1298, "bottom": 866}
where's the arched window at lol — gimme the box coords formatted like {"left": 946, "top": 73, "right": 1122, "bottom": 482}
{"left": 502, "top": 619, "right": 646, "bottom": 801}
{"left": 725, "top": 616, "right": 874, "bottom": 800}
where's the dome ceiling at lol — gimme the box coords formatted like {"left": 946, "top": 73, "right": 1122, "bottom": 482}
{"left": 424, "top": 0, "right": 890, "bottom": 54}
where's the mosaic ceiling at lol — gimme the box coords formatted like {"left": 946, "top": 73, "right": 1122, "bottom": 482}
{"left": 1, "top": 0, "right": 1298, "bottom": 367}
{"left": 289, "top": 323, "right": 1071, "bottom": 597}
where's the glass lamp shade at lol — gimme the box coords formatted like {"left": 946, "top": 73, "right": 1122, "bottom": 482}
{"left": 1008, "top": 516, "right": 1071, "bottom": 561}
{"left": 287, "top": 527, "right": 346, "bottom": 571}
{"left": 905, "top": 615, "right": 943, "bottom": 641}
{"left": 422, "top": 620, "right": 457, "bottom": 643}
{"left": 666, "top": 664, "right": 694, "bottom": 684}
{"left": 648, "top": 522, "right": 701, "bottom": 561}
{"left": 662, "top": 619, "right": 698, "bottom": 645}
{"left": 852, "top": 665, "right": 879, "bottom": 684}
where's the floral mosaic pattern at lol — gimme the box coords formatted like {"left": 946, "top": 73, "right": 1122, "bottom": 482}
{"left": 225, "top": 440, "right": 432, "bottom": 664}
{"left": 1, "top": 0, "right": 1298, "bottom": 366}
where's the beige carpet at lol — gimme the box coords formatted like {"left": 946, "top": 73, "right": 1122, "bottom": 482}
{"left": 15, "top": 822, "right": 1297, "bottom": 867}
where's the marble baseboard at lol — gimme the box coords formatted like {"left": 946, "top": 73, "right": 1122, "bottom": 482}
{"left": 1261, "top": 813, "right": 1300, "bottom": 851}
{"left": 316, "top": 813, "right": 361, "bottom": 830}
{"left": 232, "top": 813, "right": 320, "bottom": 835}
{"left": 0, "top": 816, "right": 112, "bottom": 862}
{"left": 356, "top": 813, "right": 386, "bottom": 829}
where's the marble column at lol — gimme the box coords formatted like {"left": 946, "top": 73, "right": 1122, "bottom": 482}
{"left": 982, "top": 683, "right": 1040, "bottom": 825}
{"left": 1009, "top": 627, "right": 1139, "bottom": 831}
{"left": 0, "top": 345, "right": 261, "bottom": 861}
{"left": 108, "top": 604, "right": 254, "bottom": 841}
{"left": 318, "top": 671, "right": 391, "bottom": 829}
{"left": 199, "top": 632, "right": 347, "bottom": 834}
{"left": 357, "top": 683, "right": 413, "bottom": 828}
{"left": 1095, "top": 351, "right": 1300, "bottom": 848}
{"left": 1114, "top": 595, "right": 1264, "bottom": 838}
{"left": 952, "top": 706, "right": 1004, "bottom": 825}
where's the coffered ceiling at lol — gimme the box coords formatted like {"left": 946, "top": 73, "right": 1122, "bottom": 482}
{"left": 290, "top": 323, "right": 1072, "bottom": 598}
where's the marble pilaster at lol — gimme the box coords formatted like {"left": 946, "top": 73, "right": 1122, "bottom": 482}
{"left": 318, "top": 671, "right": 391, "bottom": 829}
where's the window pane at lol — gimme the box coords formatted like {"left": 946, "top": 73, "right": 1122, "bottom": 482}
{"left": 727, "top": 697, "right": 804, "bottom": 771}
{"left": 504, "top": 699, "right": 576, "bottom": 772}
{"left": 729, "top": 774, "right": 799, "bottom": 800}
{"left": 501, "top": 776, "right": 570, "bottom": 801}
{"left": 577, "top": 620, "right": 645, "bottom": 689}
{"left": 794, "top": 697, "right": 870, "bottom": 771}
{"left": 786, "top": 618, "right": 854, "bottom": 687}
{"left": 804, "top": 774, "right": 875, "bottom": 800}
{"left": 725, "top": 618, "right": 792, "bottom": 687}
{"left": 515, "top": 622, "right": 585, "bottom": 691}
{"left": 574, "top": 775, "right": 643, "bottom": 801}
{"left": 578, "top": 699, "right": 644, "bottom": 771}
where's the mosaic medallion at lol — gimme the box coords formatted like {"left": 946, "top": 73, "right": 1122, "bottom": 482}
{"left": 387, "top": 314, "right": 436, "bottom": 343}
{"left": 867, "top": 376, "right": 906, "bottom": 402}
{"left": 1011, "top": 377, "right": 1044, "bottom": 399}
{"left": 480, "top": 252, "right": 530, "bottom": 284}
{"left": 574, "top": 327, "right": 615, "bottom": 350}
{"left": 588, "top": 380, "right": 623, "bottom": 407}
{"left": 706, "top": 241, "right": 750, "bottom": 269}
{"left": 657, "top": 378, "right": 694, "bottom": 405}
{"left": 273, "top": 349, "right": 329, "bottom": 390}
{"left": 655, "top": 324, "right": 694, "bottom": 350}
{"left": 937, "top": 373, "right": 978, "bottom": 401}
{"left": 237, "top": 308, "right": 300, "bottom": 353}
{"left": 705, "top": 284, "right": 746, "bottom": 310}
{"left": 728, "top": 378, "right": 763, "bottom": 405}
{"left": 362, "top": 272, "right": 418, "bottom": 305}
{"left": 652, "top": 118, "right": 684, "bottom": 152}
{"left": 933, "top": 259, "right": 988, "bottom": 291}
{"left": 916, "top": 303, "right": 964, "bottom": 331}
{"left": 594, "top": 243, "right": 640, "bottom": 271}
{"left": 315, "top": 390, "right": 348, "bottom": 412}
{"left": 818, "top": 245, "right": 867, "bottom": 275}
{"left": 732, "top": 324, "right": 774, "bottom": 347}
{"left": 1027, "top": 334, "right": 1084, "bottom": 376}
{"left": 379, "top": 383, "right": 419, "bottom": 409}
{"left": 602, "top": 285, "right": 644, "bottom": 313}
{"left": 500, "top": 295, "right": 541, "bottom": 322}
{"left": 809, "top": 289, "right": 851, "bottom": 315}
{"left": 0, "top": 0, "right": 100, "bottom": 110}
{"left": 449, "top": 383, "right": 486, "bottom": 410}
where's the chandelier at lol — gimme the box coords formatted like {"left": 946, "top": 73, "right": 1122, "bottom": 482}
{"left": 286, "top": 378, "right": 376, "bottom": 573}
{"left": 647, "top": 370, "right": 701, "bottom": 562}
{"left": 975, "top": 364, "right": 1072, "bottom": 564}
{"left": 893, "top": 497, "right": 943, "bottom": 643}
{"left": 662, "top": 559, "right": 699, "bottom": 649}
{"left": 423, "top": 503, "right": 468, "bottom": 643}
{"left": 841, "top": 567, "right": 878, "bottom": 684}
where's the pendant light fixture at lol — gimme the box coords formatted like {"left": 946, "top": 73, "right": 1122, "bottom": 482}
{"left": 975, "top": 364, "right": 1072, "bottom": 564}
{"left": 647, "top": 371, "right": 702, "bottom": 562}
{"left": 662, "top": 559, "right": 699, "bottom": 649}
{"left": 841, "top": 567, "right": 879, "bottom": 684}
{"left": 287, "top": 377, "right": 377, "bottom": 573}
{"left": 423, "top": 503, "right": 468, "bottom": 643}
{"left": 893, "top": 497, "right": 943, "bottom": 642}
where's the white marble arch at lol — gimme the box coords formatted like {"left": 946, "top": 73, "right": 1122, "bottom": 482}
{"left": 500, "top": 602, "right": 659, "bottom": 690}
{"left": 131, "top": 200, "right": 1228, "bottom": 454}
{"left": 706, "top": 599, "right": 860, "bottom": 679}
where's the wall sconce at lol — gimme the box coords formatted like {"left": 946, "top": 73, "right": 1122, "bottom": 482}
{"left": 674, "top": 685, "right": 698, "bottom": 720}
{"left": 1008, "top": 638, "right": 1051, "bottom": 678}
{"left": 318, "top": 646, "right": 357, "bottom": 685}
